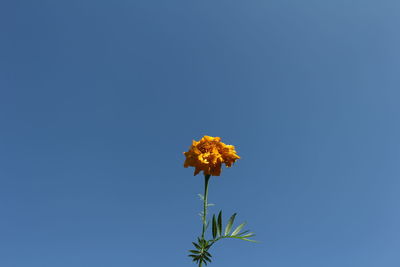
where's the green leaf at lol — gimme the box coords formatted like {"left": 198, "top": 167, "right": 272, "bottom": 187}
{"left": 192, "top": 242, "right": 201, "bottom": 250}
{"left": 231, "top": 222, "right": 246, "bottom": 236}
{"left": 198, "top": 194, "right": 204, "bottom": 201}
{"left": 240, "top": 233, "right": 255, "bottom": 238}
{"left": 198, "top": 237, "right": 204, "bottom": 245}
{"left": 224, "top": 213, "right": 237, "bottom": 235}
{"left": 204, "top": 254, "right": 212, "bottom": 262}
{"left": 212, "top": 215, "right": 217, "bottom": 239}
{"left": 237, "top": 230, "right": 250, "bottom": 236}
{"left": 217, "top": 211, "right": 222, "bottom": 236}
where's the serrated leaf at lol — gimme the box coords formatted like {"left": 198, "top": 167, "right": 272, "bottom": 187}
{"left": 212, "top": 215, "right": 217, "bottom": 239}
{"left": 224, "top": 213, "right": 237, "bottom": 235}
{"left": 231, "top": 222, "right": 246, "bottom": 236}
{"left": 217, "top": 211, "right": 222, "bottom": 236}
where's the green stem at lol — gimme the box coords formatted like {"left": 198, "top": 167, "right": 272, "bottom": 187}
{"left": 200, "top": 174, "right": 211, "bottom": 267}
{"left": 201, "top": 174, "right": 211, "bottom": 238}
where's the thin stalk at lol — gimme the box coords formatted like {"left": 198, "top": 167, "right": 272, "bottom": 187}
{"left": 200, "top": 174, "right": 211, "bottom": 267}
{"left": 201, "top": 174, "right": 211, "bottom": 238}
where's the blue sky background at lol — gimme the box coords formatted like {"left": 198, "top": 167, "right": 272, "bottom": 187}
{"left": 1, "top": 0, "right": 400, "bottom": 266}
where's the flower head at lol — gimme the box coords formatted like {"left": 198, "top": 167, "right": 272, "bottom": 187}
{"left": 184, "top": 136, "right": 240, "bottom": 176}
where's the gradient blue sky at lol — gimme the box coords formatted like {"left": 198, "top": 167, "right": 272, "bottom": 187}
{"left": 1, "top": 1, "right": 400, "bottom": 266}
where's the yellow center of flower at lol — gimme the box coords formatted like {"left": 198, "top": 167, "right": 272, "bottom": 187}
{"left": 183, "top": 136, "right": 240, "bottom": 176}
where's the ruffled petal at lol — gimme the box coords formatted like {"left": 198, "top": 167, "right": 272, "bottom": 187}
{"left": 183, "top": 136, "right": 240, "bottom": 176}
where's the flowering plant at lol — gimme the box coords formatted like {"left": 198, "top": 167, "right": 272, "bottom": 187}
{"left": 184, "top": 136, "right": 256, "bottom": 266}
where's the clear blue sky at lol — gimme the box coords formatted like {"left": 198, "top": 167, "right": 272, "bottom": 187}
{"left": 1, "top": 0, "right": 399, "bottom": 266}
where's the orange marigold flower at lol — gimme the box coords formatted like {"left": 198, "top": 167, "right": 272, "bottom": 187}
{"left": 183, "top": 136, "right": 240, "bottom": 176}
